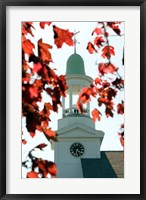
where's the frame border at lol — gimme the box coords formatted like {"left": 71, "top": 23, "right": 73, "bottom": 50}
{"left": 0, "top": 0, "right": 145, "bottom": 199}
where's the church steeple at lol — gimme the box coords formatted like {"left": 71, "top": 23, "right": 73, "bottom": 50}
{"left": 55, "top": 42, "right": 105, "bottom": 178}
{"left": 62, "top": 51, "right": 93, "bottom": 118}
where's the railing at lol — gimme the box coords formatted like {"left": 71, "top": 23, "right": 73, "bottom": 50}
{"left": 63, "top": 108, "right": 90, "bottom": 118}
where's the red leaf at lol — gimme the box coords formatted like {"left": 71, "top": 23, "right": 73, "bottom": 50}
{"left": 107, "top": 22, "right": 121, "bottom": 35}
{"left": 22, "top": 22, "right": 34, "bottom": 36}
{"left": 94, "top": 36, "right": 105, "bottom": 48}
{"left": 33, "top": 62, "right": 42, "bottom": 73}
{"left": 92, "top": 27, "right": 103, "bottom": 35}
{"left": 35, "top": 143, "right": 47, "bottom": 150}
{"left": 118, "top": 133, "right": 124, "bottom": 147}
{"left": 112, "top": 78, "right": 124, "bottom": 89}
{"left": 98, "top": 63, "right": 118, "bottom": 75}
{"left": 76, "top": 100, "right": 84, "bottom": 114}
{"left": 105, "top": 32, "right": 109, "bottom": 37}
{"left": 87, "top": 42, "right": 97, "bottom": 54}
{"left": 105, "top": 107, "right": 113, "bottom": 117}
{"left": 29, "top": 85, "right": 39, "bottom": 99}
{"left": 53, "top": 25, "right": 74, "bottom": 48}
{"left": 22, "top": 139, "right": 27, "bottom": 144}
{"left": 91, "top": 109, "right": 101, "bottom": 122}
{"left": 38, "top": 39, "right": 52, "bottom": 63}
{"left": 44, "top": 128, "right": 56, "bottom": 138}
{"left": 38, "top": 161, "right": 48, "bottom": 178}
{"left": 95, "top": 78, "right": 102, "bottom": 85}
{"left": 38, "top": 160, "right": 57, "bottom": 177}
{"left": 121, "top": 123, "right": 124, "bottom": 129}
{"left": 120, "top": 137, "right": 124, "bottom": 146}
{"left": 22, "top": 39, "right": 35, "bottom": 56}
{"left": 117, "top": 101, "right": 124, "bottom": 114}
{"left": 101, "top": 46, "right": 115, "bottom": 59}
{"left": 40, "top": 22, "right": 51, "bottom": 29}
{"left": 30, "top": 132, "right": 36, "bottom": 138}
{"left": 47, "top": 162, "right": 57, "bottom": 176}
{"left": 27, "top": 171, "right": 39, "bottom": 178}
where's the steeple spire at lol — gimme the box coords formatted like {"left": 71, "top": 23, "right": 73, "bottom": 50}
{"left": 74, "top": 30, "right": 80, "bottom": 54}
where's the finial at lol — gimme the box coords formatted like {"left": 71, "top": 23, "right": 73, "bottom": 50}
{"left": 74, "top": 30, "right": 80, "bottom": 54}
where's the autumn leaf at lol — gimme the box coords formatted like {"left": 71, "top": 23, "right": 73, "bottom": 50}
{"left": 22, "top": 22, "right": 34, "bottom": 36}
{"left": 101, "top": 46, "right": 115, "bottom": 59}
{"left": 38, "top": 160, "right": 48, "bottom": 178}
{"left": 118, "top": 133, "right": 124, "bottom": 147}
{"left": 98, "top": 63, "right": 118, "bottom": 75}
{"left": 105, "top": 107, "right": 113, "bottom": 117}
{"left": 107, "top": 22, "right": 121, "bottom": 35}
{"left": 53, "top": 25, "right": 74, "bottom": 48}
{"left": 35, "top": 143, "right": 47, "bottom": 150}
{"left": 40, "top": 22, "right": 51, "bottom": 29}
{"left": 30, "top": 132, "right": 35, "bottom": 138}
{"left": 22, "top": 139, "right": 27, "bottom": 145}
{"left": 91, "top": 109, "right": 101, "bottom": 122}
{"left": 22, "top": 39, "right": 35, "bottom": 56}
{"left": 120, "top": 137, "right": 124, "bottom": 147}
{"left": 76, "top": 100, "right": 84, "bottom": 114}
{"left": 33, "top": 62, "right": 42, "bottom": 73}
{"left": 105, "top": 32, "right": 109, "bottom": 37}
{"left": 29, "top": 85, "right": 39, "bottom": 99}
{"left": 117, "top": 101, "right": 124, "bottom": 114}
{"left": 26, "top": 111, "right": 41, "bottom": 133}
{"left": 86, "top": 42, "right": 97, "bottom": 54}
{"left": 43, "top": 128, "right": 56, "bottom": 138}
{"left": 95, "top": 78, "right": 102, "bottom": 85}
{"left": 47, "top": 162, "right": 57, "bottom": 176}
{"left": 112, "top": 78, "right": 124, "bottom": 89}
{"left": 38, "top": 160, "right": 57, "bottom": 177}
{"left": 38, "top": 39, "right": 52, "bottom": 63}
{"left": 92, "top": 27, "right": 103, "bottom": 35}
{"left": 27, "top": 171, "right": 39, "bottom": 178}
{"left": 94, "top": 36, "right": 105, "bottom": 48}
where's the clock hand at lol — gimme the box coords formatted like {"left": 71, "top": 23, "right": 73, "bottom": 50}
{"left": 76, "top": 149, "right": 81, "bottom": 155}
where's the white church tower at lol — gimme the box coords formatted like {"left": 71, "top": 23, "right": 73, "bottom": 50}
{"left": 54, "top": 50, "right": 105, "bottom": 178}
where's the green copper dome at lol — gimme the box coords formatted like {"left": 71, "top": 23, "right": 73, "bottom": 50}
{"left": 66, "top": 53, "right": 85, "bottom": 75}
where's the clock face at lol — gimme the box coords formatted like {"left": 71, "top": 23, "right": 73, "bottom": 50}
{"left": 70, "top": 143, "right": 85, "bottom": 157}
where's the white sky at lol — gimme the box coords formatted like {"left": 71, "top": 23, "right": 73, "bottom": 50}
{"left": 22, "top": 22, "right": 124, "bottom": 171}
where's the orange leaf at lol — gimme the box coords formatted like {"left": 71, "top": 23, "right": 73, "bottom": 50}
{"left": 76, "top": 100, "right": 84, "bottom": 114}
{"left": 101, "top": 46, "right": 115, "bottom": 59}
{"left": 117, "top": 101, "right": 124, "bottom": 114}
{"left": 33, "top": 62, "right": 42, "bottom": 73}
{"left": 22, "top": 39, "right": 35, "bottom": 56}
{"left": 22, "top": 22, "right": 34, "bottom": 36}
{"left": 38, "top": 39, "right": 52, "bottom": 63}
{"left": 91, "top": 109, "right": 101, "bottom": 122}
{"left": 44, "top": 128, "right": 56, "bottom": 138}
{"left": 30, "top": 132, "right": 35, "bottom": 138}
{"left": 40, "top": 22, "right": 51, "bottom": 29}
{"left": 120, "top": 136, "right": 124, "bottom": 147}
{"left": 47, "top": 162, "right": 57, "bottom": 176}
{"left": 35, "top": 143, "right": 47, "bottom": 150}
{"left": 87, "top": 42, "right": 97, "bottom": 54}
{"left": 92, "top": 27, "right": 103, "bottom": 35}
{"left": 38, "top": 161, "right": 48, "bottom": 178}
{"left": 98, "top": 63, "right": 118, "bottom": 75}
{"left": 53, "top": 25, "right": 74, "bottom": 48}
{"left": 22, "top": 139, "right": 27, "bottom": 145}
{"left": 94, "top": 36, "right": 105, "bottom": 47}
{"left": 27, "top": 171, "right": 39, "bottom": 178}
{"left": 95, "top": 78, "right": 101, "bottom": 85}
